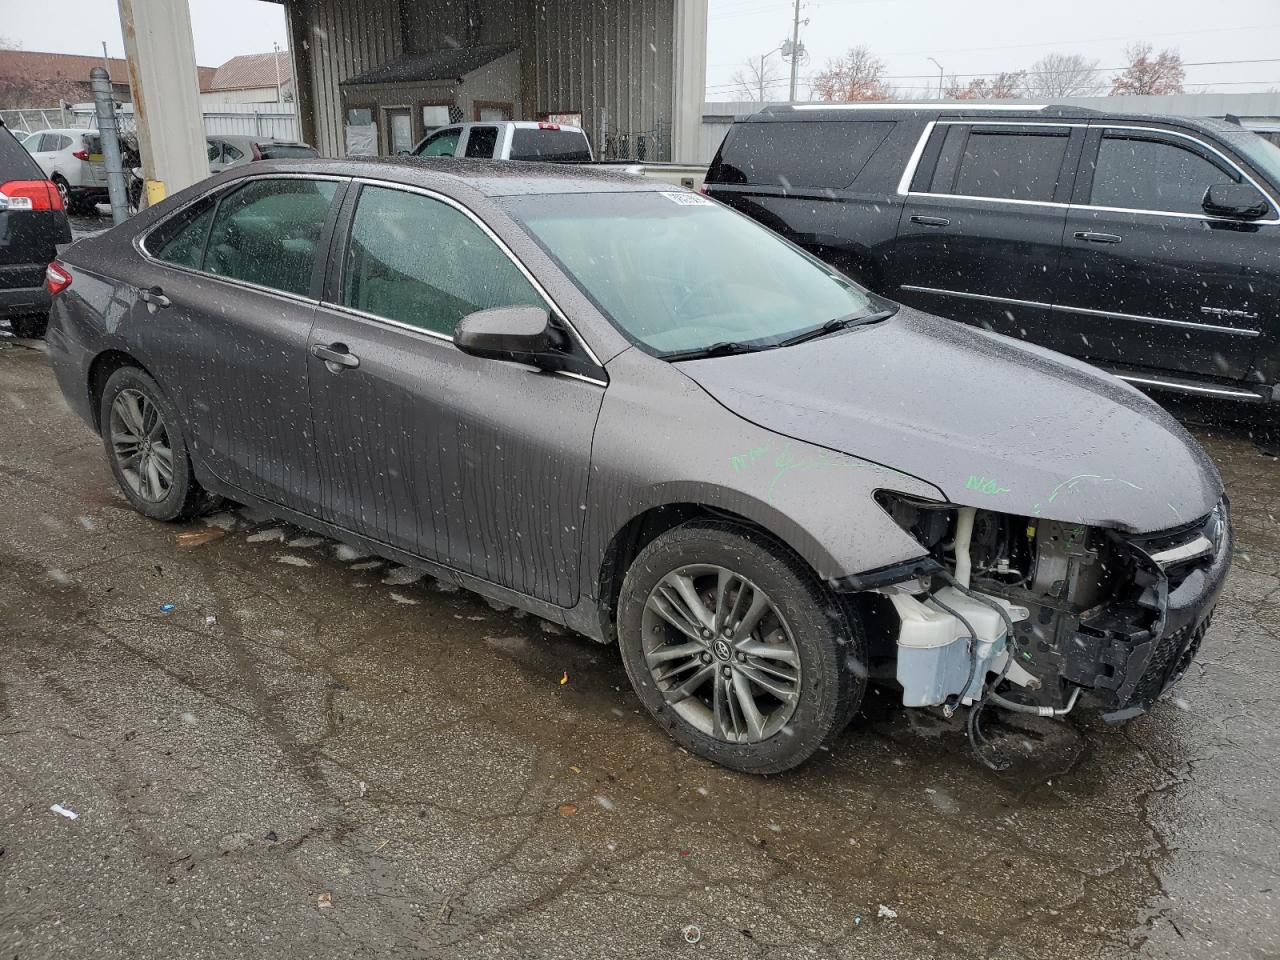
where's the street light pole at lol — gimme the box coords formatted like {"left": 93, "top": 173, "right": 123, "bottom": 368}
{"left": 273, "top": 41, "right": 282, "bottom": 104}
{"left": 928, "top": 57, "right": 945, "bottom": 99}
{"left": 788, "top": 0, "right": 802, "bottom": 101}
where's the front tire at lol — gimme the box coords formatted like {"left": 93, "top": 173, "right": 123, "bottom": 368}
{"left": 617, "top": 522, "right": 864, "bottom": 774}
{"left": 99, "top": 367, "right": 206, "bottom": 521}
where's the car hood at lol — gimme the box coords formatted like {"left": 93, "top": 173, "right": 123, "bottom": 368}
{"left": 678, "top": 307, "right": 1222, "bottom": 534}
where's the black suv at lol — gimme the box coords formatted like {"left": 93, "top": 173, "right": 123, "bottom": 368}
{"left": 0, "top": 119, "right": 72, "bottom": 338}
{"left": 705, "top": 104, "right": 1280, "bottom": 408}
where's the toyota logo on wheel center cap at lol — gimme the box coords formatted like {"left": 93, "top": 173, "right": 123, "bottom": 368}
{"left": 713, "top": 639, "right": 732, "bottom": 661}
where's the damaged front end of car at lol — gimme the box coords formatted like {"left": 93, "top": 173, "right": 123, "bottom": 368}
{"left": 838, "top": 493, "right": 1231, "bottom": 751}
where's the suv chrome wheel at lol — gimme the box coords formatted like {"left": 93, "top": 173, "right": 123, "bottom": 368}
{"left": 641, "top": 564, "right": 801, "bottom": 743}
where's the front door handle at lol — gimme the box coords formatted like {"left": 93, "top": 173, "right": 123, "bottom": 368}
{"left": 139, "top": 286, "right": 170, "bottom": 308}
{"left": 1073, "top": 231, "right": 1122, "bottom": 244}
{"left": 911, "top": 215, "right": 951, "bottom": 227}
{"left": 311, "top": 342, "right": 360, "bottom": 371}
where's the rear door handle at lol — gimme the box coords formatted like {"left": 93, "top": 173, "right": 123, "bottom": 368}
{"left": 311, "top": 342, "right": 360, "bottom": 371}
{"left": 910, "top": 215, "right": 951, "bottom": 227}
{"left": 139, "top": 286, "right": 170, "bottom": 308}
{"left": 1073, "top": 231, "right": 1122, "bottom": 244}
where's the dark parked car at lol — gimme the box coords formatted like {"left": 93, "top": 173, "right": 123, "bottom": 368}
{"left": 705, "top": 104, "right": 1280, "bottom": 408}
{"left": 0, "top": 119, "right": 72, "bottom": 338}
{"left": 45, "top": 158, "right": 1229, "bottom": 772}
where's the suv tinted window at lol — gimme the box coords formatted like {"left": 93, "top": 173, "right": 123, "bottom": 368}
{"left": 936, "top": 128, "right": 1069, "bottom": 202}
{"left": 148, "top": 195, "right": 217, "bottom": 269}
{"left": 202, "top": 178, "right": 338, "bottom": 295}
{"left": 1090, "top": 132, "right": 1237, "bottom": 215}
{"left": 509, "top": 128, "right": 592, "bottom": 162}
{"left": 463, "top": 126, "right": 499, "bottom": 158}
{"left": 711, "top": 120, "right": 895, "bottom": 188}
{"left": 342, "top": 185, "right": 542, "bottom": 337}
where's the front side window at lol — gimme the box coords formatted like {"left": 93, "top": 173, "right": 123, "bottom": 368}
{"left": 935, "top": 128, "right": 1070, "bottom": 202}
{"left": 223, "top": 143, "right": 244, "bottom": 162}
{"left": 505, "top": 191, "right": 879, "bottom": 356}
{"left": 463, "top": 126, "right": 500, "bottom": 158}
{"left": 415, "top": 128, "right": 461, "bottom": 157}
{"left": 201, "top": 178, "right": 338, "bottom": 296}
{"left": 341, "top": 185, "right": 543, "bottom": 337}
{"left": 1090, "top": 133, "right": 1238, "bottom": 215}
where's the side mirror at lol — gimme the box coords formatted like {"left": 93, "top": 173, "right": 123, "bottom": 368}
{"left": 454, "top": 305, "right": 558, "bottom": 367}
{"left": 1202, "top": 182, "right": 1270, "bottom": 220}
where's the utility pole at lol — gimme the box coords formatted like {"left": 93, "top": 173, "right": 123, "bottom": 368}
{"left": 787, "top": 0, "right": 803, "bottom": 101}
{"left": 117, "top": 0, "right": 209, "bottom": 206}
{"left": 928, "top": 57, "right": 945, "bottom": 99}
{"left": 758, "top": 54, "right": 766, "bottom": 101}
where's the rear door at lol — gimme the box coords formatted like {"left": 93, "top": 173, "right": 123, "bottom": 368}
{"left": 29, "top": 133, "right": 60, "bottom": 178}
{"left": 1056, "top": 124, "right": 1273, "bottom": 380}
{"left": 133, "top": 175, "right": 346, "bottom": 509}
{"left": 307, "top": 182, "right": 605, "bottom": 605}
{"left": 889, "top": 121, "right": 1081, "bottom": 341}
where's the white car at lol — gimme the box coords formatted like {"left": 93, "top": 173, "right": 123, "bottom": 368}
{"left": 23, "top": 128, "right": 107, "bottom": 213}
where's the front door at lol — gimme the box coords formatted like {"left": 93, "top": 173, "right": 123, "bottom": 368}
{"left": 384, "top": 107, "right": 413, "bottom": 155}
{"left": 307, "top": 183, "right": 604, "bottom": 606}
{"left": 131, "top": 176, "right": 344, "bottom": 510}
{"left": 889, "top": 121, "right": 1080, "bottom": 342}
{"left": 1056, "top": 125, "right": 1273, "bottom": 380}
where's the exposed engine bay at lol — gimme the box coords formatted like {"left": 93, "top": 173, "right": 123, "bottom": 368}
{"left": 855, "top": 494, "right": 1231, "bottom": 767}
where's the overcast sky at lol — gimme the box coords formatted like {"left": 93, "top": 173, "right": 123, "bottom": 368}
{"left": 3, "top": 0, "right": 1277, "bottom": 98}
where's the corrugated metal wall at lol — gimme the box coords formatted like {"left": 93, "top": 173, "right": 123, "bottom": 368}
{"left": 525, "top": 0, "right": 674, "bottom": 160}
{"left": 293, "top": 0, "right": 678, "bottom": 161}
{"left": 302, "top": 0, "right": 404, "bottom": 157}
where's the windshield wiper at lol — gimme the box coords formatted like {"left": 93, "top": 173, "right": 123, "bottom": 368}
{"left": 779, "top": 307, "right": 898, "bottom": 347}
{"left": 661, "top": 341, "right": 761, "bottom": 362}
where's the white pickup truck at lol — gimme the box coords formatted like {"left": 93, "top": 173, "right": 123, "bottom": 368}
{"left": 410, "top": 120, "right": 707, "bottom": 190}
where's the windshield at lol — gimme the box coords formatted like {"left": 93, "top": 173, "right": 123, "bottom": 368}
{"left": 1222, "top": 129, "right": 1280, "bottom": 186}
{"left": 504, "top": 191, "right": 878, "bottom": 355}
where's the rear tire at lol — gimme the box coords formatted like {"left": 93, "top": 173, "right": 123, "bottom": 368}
{"left": 617, "top": 521, "right": 865, "bottom": 774}
{"left": 9, "top": 314, "right": 47, "bottom": 339}
{"left": 99, "top": 366, "right": 206, "bottom": 522}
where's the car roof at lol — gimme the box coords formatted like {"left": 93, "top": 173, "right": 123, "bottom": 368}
{"left": 239, "top": 155, "right": 662, "bottom": 196}
{"left": 24, "top": 128, "right": 94, "bottom": 137}
{"left": 746, "top": 102, "right": 1239, "bottom": 136}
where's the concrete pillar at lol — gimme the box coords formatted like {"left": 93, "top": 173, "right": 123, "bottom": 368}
{"left": 670, "top": 0, "right": 708, "bottom": 164}
{"left": 117, "top": 0, "right": 209, "bottom": 205}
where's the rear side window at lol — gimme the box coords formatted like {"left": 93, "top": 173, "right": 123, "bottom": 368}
{"left": 1089, "top": 133, "right": 1237, "bottom": 215}
{"left": 463, "top": 126, "right": 500, "bottom": 158}
{"left": 201, "top": 178, "right": 338, "bottom": 296}
{"left": 258, "top": 143, "right": 318, "bottom": 160}
{"left": 341, "top": 184, "right": 543, "bottom": 337}
{"left": 710, "top": 120, "right": 894, "bottom": 189}
{"left": 148, "top": 195, "right": 217, "bottom": 269}
{"left": 509, "top": 128, "right": 592, "bottom": 162}
{"left": 0, "top": 126, "right": 46, "bottom": 180}
{"left": 933, "top": 128, "right": 1070, "bottom": 202}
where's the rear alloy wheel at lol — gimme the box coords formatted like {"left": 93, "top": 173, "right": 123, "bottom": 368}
{"left": 52, "top": 176, "right": 72, "bottom": 211}
{"left": 99, "top": 367, "right": 206, "bottom": 521}
{"left": 618, "top": 522, "right": 863, "bottom": 774}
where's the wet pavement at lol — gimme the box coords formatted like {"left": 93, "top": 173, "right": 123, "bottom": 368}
{"left": 1, "top": 337, "right": 1277, "bottom": 959}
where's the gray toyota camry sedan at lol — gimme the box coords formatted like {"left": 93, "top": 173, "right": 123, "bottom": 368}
{"left": 45, "top": 158, "right": 1230, "bottom": 773}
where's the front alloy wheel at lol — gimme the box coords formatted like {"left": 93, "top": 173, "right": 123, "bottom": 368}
{"left": 642, "top": 565, "right": 801, "bottom": 743}
{"left": 618, "top": 522, "right": 864, "bottom": 774}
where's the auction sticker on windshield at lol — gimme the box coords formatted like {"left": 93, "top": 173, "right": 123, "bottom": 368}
{"left": 660, "top": 192, "right": 713, "bottom": 205}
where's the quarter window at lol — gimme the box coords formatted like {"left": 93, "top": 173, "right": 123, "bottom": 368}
{"left": 201, "top": 178, "right": 338, "bottom": 296}
{"left": 1089, "top": 133, "right": 1238, "bottom": 215}
{"left": 710, "top": 120, "right": 895, "bottom": 189}
{"left": 341, "top": 185, "right": 543, "bottom": 337}
{"left": 935, "top": 128, "right": 1070, "bottom": 202}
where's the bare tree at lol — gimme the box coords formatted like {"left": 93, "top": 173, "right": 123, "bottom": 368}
{"left": 730, "top": 55, "right": 784, "bottom": 102}
{"left": 811, "top": 45, "right": 891, "bottom": 103}
{"left": 945, "top": 71, "right": 1026, "bottom": 100}
{"left": 1022, "top": 53, "right": 1105, "bottom": 98}
{"left": 1110, "top": 43, "right": 1185, "bottom": 95}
